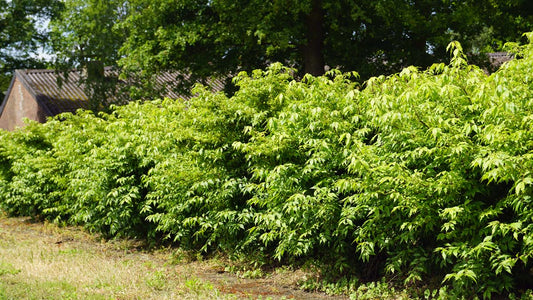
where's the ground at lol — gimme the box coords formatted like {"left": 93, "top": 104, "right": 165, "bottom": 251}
{"left": 0, "top": 214, "right": 347, "bottom": 299}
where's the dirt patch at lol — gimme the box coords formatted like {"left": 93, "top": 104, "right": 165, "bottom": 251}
{"left": 198, "top": 268, "right": 345, "bottom": 299}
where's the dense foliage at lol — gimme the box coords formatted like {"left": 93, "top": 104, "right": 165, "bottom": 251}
{"left": 2, "top": 37, "right": 533, "bottom": 298}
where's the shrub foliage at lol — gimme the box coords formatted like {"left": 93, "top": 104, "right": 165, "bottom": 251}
{"left": 2, "top": 37, "right": 533, "bottom": 297}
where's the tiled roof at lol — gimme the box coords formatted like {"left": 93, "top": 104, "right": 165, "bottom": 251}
{"left": 10, "top": 68, "right": 226, "bottom": 117}
{"left": 487, "top": 52, "right": 513, "bottom": 67}
{"left": 18, "top": 69, "right": 92, "bottom": 116}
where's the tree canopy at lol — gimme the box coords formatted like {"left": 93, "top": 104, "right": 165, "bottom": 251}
{"left": 49, "top": 0, "right": 126, "bottom": 70}
{"left": 116, "top": 0, "right": 533, "bottom": 87}
{"left": 48, "top": 0, "right": 128, "bottom": 109}
{"left": 0, "top": 0, "right": 63, "bottom": 96}
{"left": 2, "top": 0, "right": 533, "bottom": 97}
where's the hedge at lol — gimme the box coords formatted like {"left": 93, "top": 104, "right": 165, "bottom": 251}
{"left": 1, "top": 38, "right": 533, "bottom": 298}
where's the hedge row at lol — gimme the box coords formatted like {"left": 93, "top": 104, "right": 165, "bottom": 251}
{"left": 1, "top": 39, "right": 533, "bottom": 298}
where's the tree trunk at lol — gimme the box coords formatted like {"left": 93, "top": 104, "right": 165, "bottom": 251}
{"left": 303, "top": 0, "right": 325, "bottom": 76}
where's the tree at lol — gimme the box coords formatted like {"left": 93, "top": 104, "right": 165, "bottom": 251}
{"left": 116, "top": 0, "right": 533, "bottom": 89}
{"left": 43, "top": 0, "right": 533, "bottom": 96}
{"left": 50, "top": 0, "right": 127, "bottom": 70}
{"left": 0, "top": 0, "right": 63, "bottom": 96}
{"left": 48, "top": 0, "right": 128, "bottom": 110}
{"left": 117, "top": 0, "right": 339, "bottom": 85}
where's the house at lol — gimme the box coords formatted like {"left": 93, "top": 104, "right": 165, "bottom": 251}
{"left": 0, "top": 68, "right": 225, "bottom": 131}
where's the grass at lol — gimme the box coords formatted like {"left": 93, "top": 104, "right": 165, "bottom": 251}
{"left": 0, "top": 217, "right": 230, "bottom": 299}
{"left": 0, "top": 214, "right": 343, "bottom": 300}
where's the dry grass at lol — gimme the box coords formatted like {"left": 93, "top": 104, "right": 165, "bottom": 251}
{"left": 0, "top": 214, "right": 344, "bottom": 300}
{"left": 0, "top": 216, "right": 229, "bottom": 299}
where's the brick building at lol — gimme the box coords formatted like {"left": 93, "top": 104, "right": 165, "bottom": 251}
{"left": 0, "top": 68, "right": 224, "bottom": 131}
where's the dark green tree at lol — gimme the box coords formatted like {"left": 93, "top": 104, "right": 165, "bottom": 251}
{"left": 50, "top": 0, "right": 126, "bottom": 69}
{"left": 44, "top": 0, "right": 533, "bottom": 95}
{"left": 117, "top": 0, "right": 340, "bottom": 83}
{"left": 49, "top": 0, "right": 128, "bottom": 110}
{"left": 116, "top": 0, "right": 533, "bottom": 88}
{"left": 0, "top": 0, "right": 63, "bottom": 97}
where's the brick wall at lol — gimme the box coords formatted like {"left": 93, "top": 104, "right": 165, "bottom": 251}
{"left": 0, "top": 77, "right": 47, "bottom": 131}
